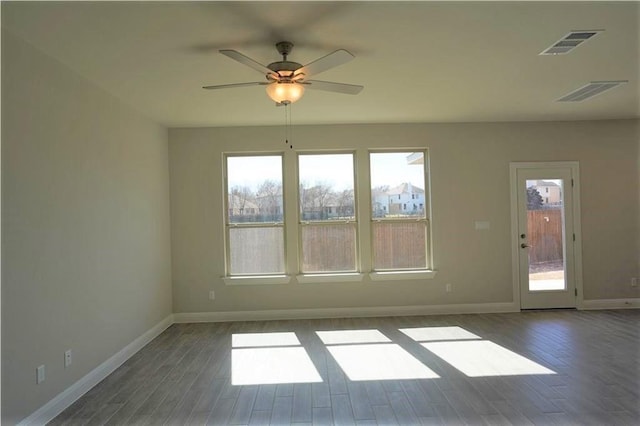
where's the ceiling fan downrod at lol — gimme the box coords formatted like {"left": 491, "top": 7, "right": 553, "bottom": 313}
{"left": 275, "top": 41, "right": 294, "bottom": 61}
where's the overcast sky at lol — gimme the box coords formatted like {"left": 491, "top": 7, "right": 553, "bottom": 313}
{"left": 227, "top": 152, "right": 425, "bottom": 191}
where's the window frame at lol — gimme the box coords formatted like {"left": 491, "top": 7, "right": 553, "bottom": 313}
{"left": 221, "top": 148, "right": 435, "bottom": 284}
{"left": 368, "top": 149, "right": 432, "bottom": 272}
{"left": 297, "top": 151, "right": 360, "bottom": 275}
{"left": 223, "top": 152, "right": 287, "bottom": 277}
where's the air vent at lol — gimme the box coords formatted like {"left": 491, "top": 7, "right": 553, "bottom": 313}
{"left": 540, "top": 30, "right": 603, "bottom": 55}
{"left": 557, "top": 81, "right": 628, "bottom": 102}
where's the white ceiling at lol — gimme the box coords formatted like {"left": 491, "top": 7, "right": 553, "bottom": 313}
{"left": 2, "top": 1, "right": 639, "bottom": 128}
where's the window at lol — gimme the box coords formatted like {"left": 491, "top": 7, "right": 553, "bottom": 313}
{"left": 225, "top": 155, "right": 284, "bottom": 275}
{"left": 370, "top": 151, "right": 429, "bottom": 271}
{"left": 298, "top": 153, "right": 357, "bottom": 273}
{"left": 223, "top": 149, "right": 432, "bottom": 281}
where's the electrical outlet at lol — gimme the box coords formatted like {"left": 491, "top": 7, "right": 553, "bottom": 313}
{"left": 631, "top": 277, "right": 638, "bottom": 287}
{"left": 445, "top": 283, "right": 452, "bottom": 293}
{"left": 36, "top": 365, "right": 45, "bottom": 384}
{"left": 65, "top": 350, "right": 72, "bottom": 368}
{"left": 474, "top": 221, "right": 490, "bottom": 230}
{"left": 209, "top": 290, "right": 215, "bottom": 300}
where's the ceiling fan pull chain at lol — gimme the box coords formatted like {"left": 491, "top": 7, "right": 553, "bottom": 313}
{"left": 288, "top": 104, "right": 293, "bottom": 149}
{"left": 283, "top": 103, "right": 289, "bottom": 149}
{"left": 283, "top": 103, "right": 288, "bottom": 147}
{"left": 283, "top": 103, "right": 293, "bottom": 149}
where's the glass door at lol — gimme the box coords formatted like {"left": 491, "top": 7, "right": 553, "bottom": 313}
{"left": 515, "top": 166, "right": 576, "bottom": 309}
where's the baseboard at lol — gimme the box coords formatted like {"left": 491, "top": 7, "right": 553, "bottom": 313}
{"left": 18, "top": 314, "right": 174, "bottom": 426}
{"left": 173, "top": 302, "right": 519, "bottom": 323}
{"left": 581, "top": 298, "right": 640, "bottom": 310}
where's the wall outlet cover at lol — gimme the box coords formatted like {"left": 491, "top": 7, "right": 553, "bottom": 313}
{"left": 65, "top": 350, "right": 72, "bottom": 368}
{"left": 36, "top": 365, "right": 45, "bottom": 384}
{"left": 475, "top": 221, "right": 490, "bottom": 230}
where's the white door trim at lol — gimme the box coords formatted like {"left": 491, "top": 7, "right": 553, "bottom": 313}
{"left": 509, "top": 162, "right": 584, "bottom": 310}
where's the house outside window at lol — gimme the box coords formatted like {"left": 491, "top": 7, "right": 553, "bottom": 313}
{"left": 370, "top": 151, "right": 430, "bottom": 271}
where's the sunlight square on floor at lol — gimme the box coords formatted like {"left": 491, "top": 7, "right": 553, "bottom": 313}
{"left": 326, "top": 343, "right": 439, "bottom": 381}
{"left": 315, "top": 329, "right": 391, "bottom": 345}
{"left": 231, "top": 331, "right": 301, "bottom": 348}
{"left": 399, "top": 326, "right": 481, "bottom": 342}
{"left": 422, "top": 340, "right": 556, "bottom": 377}
{"left": 231, "top": 347, "right": 323, "bottom": 385}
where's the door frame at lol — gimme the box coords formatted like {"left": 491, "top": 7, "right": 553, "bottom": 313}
{"left": 509, "top": 162, "right": 584, "bottom": 310}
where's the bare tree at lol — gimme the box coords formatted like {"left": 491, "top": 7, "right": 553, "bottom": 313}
{"left": 256, "top": 180, "right": 282, "bottom": 220}
{"left": 335, "top": 189, "right": 355, "bottom": 217}
{"left": 300, "top": 181, "right": 333, "bottom": 220}
{"left": 229, "top": 185, "right": 254, "bottom": 215}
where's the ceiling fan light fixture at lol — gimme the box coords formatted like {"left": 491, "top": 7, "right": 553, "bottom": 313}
{"left": 266, "top": 81, "right": 304, "bottom": 104}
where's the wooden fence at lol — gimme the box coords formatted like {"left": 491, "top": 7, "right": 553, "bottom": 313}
{"left": 301, "top": 222, "right": 426, "bottom": 271}
{"left": 527, "top": 209, "right": 563, "bottom": 264}
{"left": 229, "top": 222, "right": 427, "bottom": 273}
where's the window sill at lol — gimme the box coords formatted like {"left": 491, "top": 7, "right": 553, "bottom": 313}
{"left": 223, "top": 275, "right": 291, "bottom": 286}
{"left": 369, "top": 270, "right": 437, "bottom": 281}
{"left": 296, "top": 273, "right": 364, "bottom": 284}
{"left": 223, "top": 270, "right": 436, "bottom": 285}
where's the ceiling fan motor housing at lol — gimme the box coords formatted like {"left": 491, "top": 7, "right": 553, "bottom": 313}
{"left": 268, "top": 41, "right": 303, "bottom": 81}
{"left": 267, "top": 61, "right": 303, "bottom": 78}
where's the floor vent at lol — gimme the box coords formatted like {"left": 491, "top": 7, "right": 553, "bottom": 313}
{"left": 557, "top": 81, "right": 628, "bottom": 102}
{"left": 540, "top": 30, "right": 603, "bottom": 55}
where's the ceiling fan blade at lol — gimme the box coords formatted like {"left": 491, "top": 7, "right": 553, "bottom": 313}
{"left": 305, "top": 80, "right": 364, "bottom": 95}
{"left": 220, "top": 49, "right": 276, "bottom": 77}
{"left": 202, "top": 82, "right": 267, "bottom": 90}
{"left": 295, "top": 49, "right": 355, "bottom": 78}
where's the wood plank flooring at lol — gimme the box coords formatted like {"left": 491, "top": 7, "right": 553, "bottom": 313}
{"left": 49, "top": 310, "right": 640, "bottom": 425}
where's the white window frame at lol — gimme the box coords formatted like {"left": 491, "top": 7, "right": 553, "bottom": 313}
{"left": 297, "top": 151, "right": 359, "bottom": 275}
{"left": 223, "top": 153, "right": 287, "bottom": 279}
{"left": 368, "top": 149, "right": 432, "bottom": 274}
{"left": 221, "top": 148, "right": 435, "bottom": 285}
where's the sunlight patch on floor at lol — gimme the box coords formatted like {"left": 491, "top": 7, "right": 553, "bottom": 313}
{"left": 316, "top": 329, "right": 391, "bottom": 345}
{"left": 231, "top": 347, "right": 323, "bottom": 385}
{"left": 399, "top": 326, "right": 481, "bottom": 342}
{"left": 231, "top": 332, "right": 321, "bottom": 385}
{"left": 327, "top": 343, "right": 439, "bottom": 381}
{"left": 422, "top": 340, "right": 556, "bottom": 377}
{"left": 232, "top": 332, "right": 301, "bottom": 348}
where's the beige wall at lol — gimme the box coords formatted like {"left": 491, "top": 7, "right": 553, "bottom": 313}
{"left": 1, "top": 31, "right": 172, "bottom": 423}
{"left": 169, "top": 119, "right": 639, "bottom": 313}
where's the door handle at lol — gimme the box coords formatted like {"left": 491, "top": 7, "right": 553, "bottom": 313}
{"left": 521, "top": 243, "right": 531, "bottom": 249}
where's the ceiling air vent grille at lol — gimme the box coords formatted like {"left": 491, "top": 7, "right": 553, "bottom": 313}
{"left": 557, "top": 81, "right": 628, "bottom": 102}
{"left": 540, "top": 30, "right": 603, "bottom": 55}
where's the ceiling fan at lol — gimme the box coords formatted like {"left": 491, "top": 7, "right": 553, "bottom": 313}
{"left": 203, "top": 41, "right": 364, "bottom": 105}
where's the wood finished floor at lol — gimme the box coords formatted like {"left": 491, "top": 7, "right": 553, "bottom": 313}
{"left": 50, "top": 310, "right": 640, "bottom": 425}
